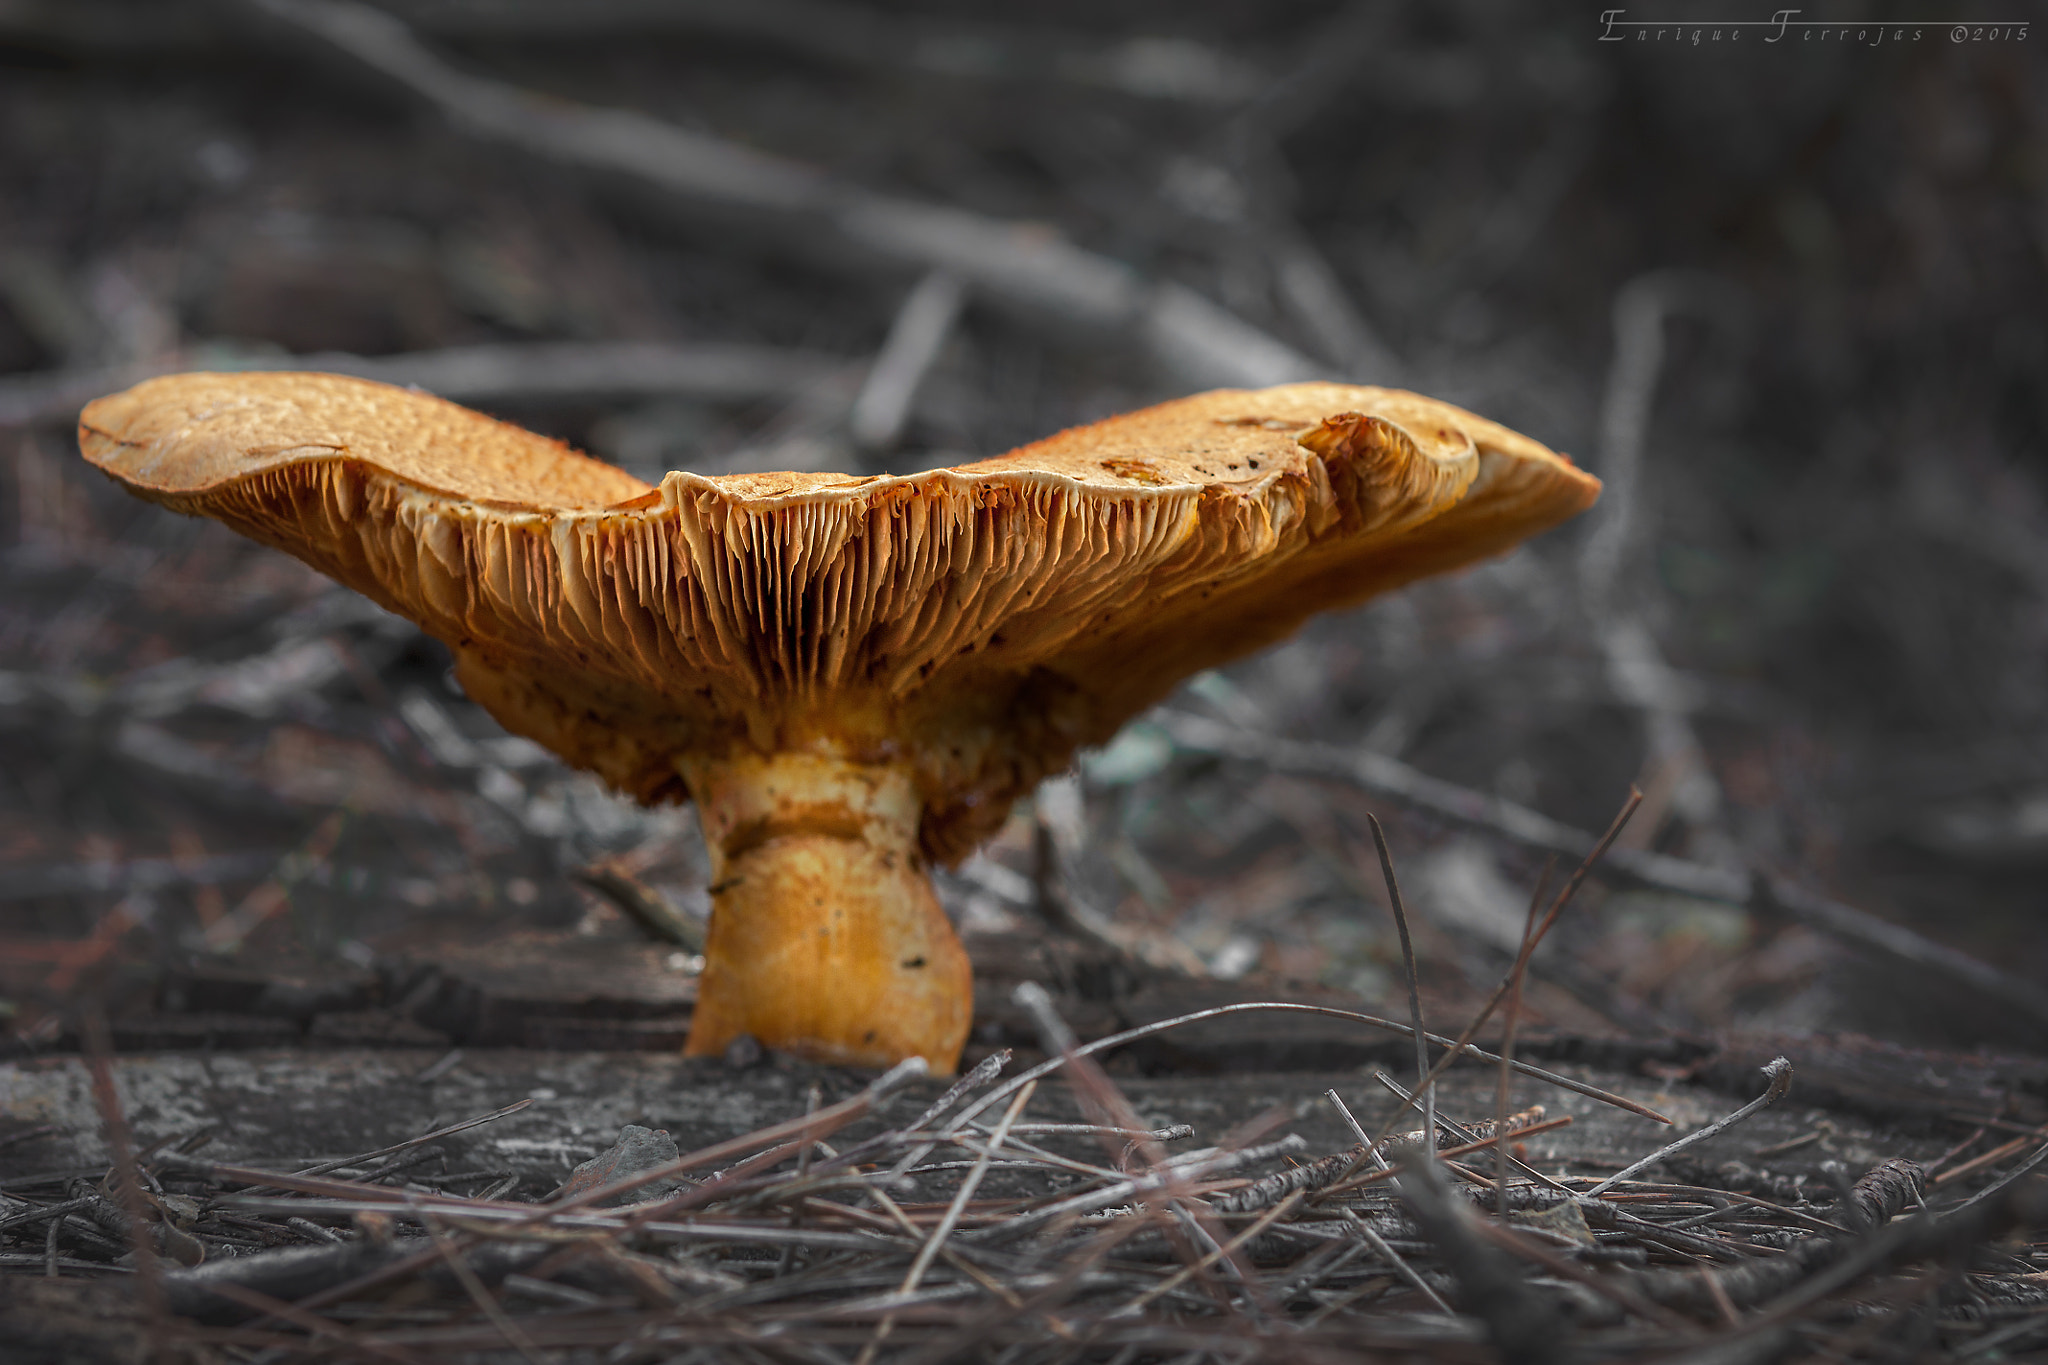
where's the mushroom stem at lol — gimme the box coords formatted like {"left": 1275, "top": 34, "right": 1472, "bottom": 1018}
{"left": 679, "top": 750, "right": 973, "bottom": 1074}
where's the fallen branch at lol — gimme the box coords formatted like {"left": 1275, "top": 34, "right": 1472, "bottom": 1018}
{"left": 0, "top": 0, "right": 1269, "bottom": 104}
{"left": 1585, "top": 1058, "right": 1794, "bottom": 1197}
{"left": 849, "top": 270, "right": 964, "bottom": 453}
{"left": 1397, "top": 1155, "right": 1572, "bottom": 1364}
{"left": 1155, "top": 708, "right": 2048, "bottom": 1028}
{"left": 377, "top": 1, "right": 1269, "bottom": 103}
{"left": 571, "top": 864, "right": 703, "bottom": 953}
{"left": 244, "top": 0, "right": 1324, "bottom": 391}
{"left": 1579, "top": 273, "right": 1731, "bottom": 843}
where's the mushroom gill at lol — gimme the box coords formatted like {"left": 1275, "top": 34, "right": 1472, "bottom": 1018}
{"left": 80, "top": 372, "right": 1598, "bottom": 1072}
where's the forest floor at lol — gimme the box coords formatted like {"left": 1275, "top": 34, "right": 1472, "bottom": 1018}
{"left": 2, "top": 3, "right": 2046, "bottom": 1359}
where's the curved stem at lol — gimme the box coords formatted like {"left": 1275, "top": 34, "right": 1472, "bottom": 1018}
{"left": 679, "top": 751, "right": 972, "bottom": 1074}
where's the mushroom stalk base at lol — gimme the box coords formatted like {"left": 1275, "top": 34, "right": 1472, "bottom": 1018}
{"left": 679, "top": 751, "right": 972, "bottom": 1074}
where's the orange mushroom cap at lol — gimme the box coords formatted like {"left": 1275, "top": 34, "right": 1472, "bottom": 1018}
{"left": 78, "top": 372, "right": 1596, "bottom": 867}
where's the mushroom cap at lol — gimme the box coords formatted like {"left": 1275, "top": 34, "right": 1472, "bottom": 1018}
{"left": 79, "top": 372, "right": 1597, "bottom": 862}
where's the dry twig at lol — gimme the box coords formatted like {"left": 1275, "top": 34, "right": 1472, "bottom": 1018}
{"left": 1157, "top": 709, "right": 2048, "bottom": 1027}
{"left": 243, "top": 0, "right": 1324, "bottom": 392}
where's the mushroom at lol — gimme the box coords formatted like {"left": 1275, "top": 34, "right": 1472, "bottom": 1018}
{"left": 78, "top": 373, "right": 1597, "bottom": 1073}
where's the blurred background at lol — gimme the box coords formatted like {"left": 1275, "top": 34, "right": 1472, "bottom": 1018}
{"left": 2, "top": 0, "right": 2044, "bottom": 1063}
